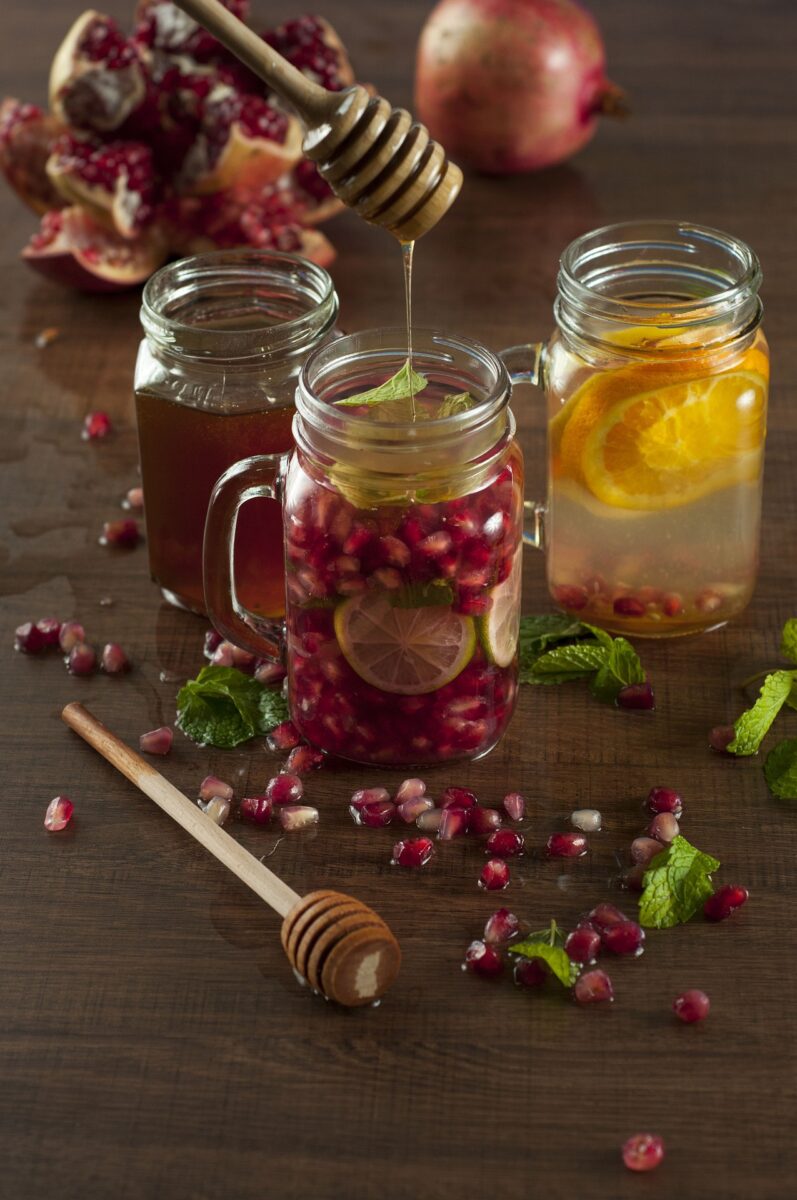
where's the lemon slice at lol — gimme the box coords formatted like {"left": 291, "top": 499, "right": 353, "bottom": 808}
{"left": 480, "top": 546, "right": 522, "bottom": 667}
{"left": 334, "top": 590, "right": 476, "bottom": 694}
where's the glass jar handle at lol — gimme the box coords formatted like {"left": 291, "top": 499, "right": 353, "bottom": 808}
{"left": 203, "top": 454, "right": 289, "bottom": 662}
{"left": 499, "top": 342, "right": 547, "bottom": 551}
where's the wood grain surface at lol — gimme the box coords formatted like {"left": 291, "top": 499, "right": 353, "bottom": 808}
{"left": 1, "top": 2, "right": 795, "bottom": 1198}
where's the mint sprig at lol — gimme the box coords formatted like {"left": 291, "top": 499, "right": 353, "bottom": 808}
{"left": 639, "top": 835, "right": 721, "bottom": 929}
{"left": 518, "top": 614, "right": 646, "bottom": 706}
{"left": 437, "top": 391, "right": 475, "bottom": 417}
{"left": 727, "top": 670, "right": 796, "bottom": 755}
{"left": 781, "top": 618, "right": 797, "bottom": 665}
{"left": 508, "top": 920, "right": 579, "bottom": 987}
{"left": 337, "top": 360, "right": 428, "bottom": 408}
{"left": 176, "top": 665, "right": 288, "bottom": 749}
{"left": 764, "top": 738, "right": 797, "bottom": 799}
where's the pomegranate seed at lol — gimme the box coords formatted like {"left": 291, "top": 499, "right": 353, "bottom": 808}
{"left": 622, "top": 1133, "right": 664, "bottom": 1172}
{"left": 602, "top": 919, "right": 645, "bottom": 956}
{"left": 67, "top": 642, "right": 97, "bottom": 676}
{"left": 418, "top": 530, "right": 452, "bottom": 557}
{"left": 199, "top": 775, "right": 234, "bottom": 802}
{"left": 613, "top": 596, "right": 646, "bottom": 617}
{"left": 284, "top": 744, "right": 324, "bottom": 775}
{"left": 574, "top": 969, "right": 614, "bottom": 1004}
{"left": 416, "top": 807, "right": 444, "bottom": 833}
{"left": 484, "top": 907, "right": 520, "bottom": 945}
{"left": 570, "top": 808, "right": 601, "bottom": 832}
{"left": 267, "top": 720, "right": 301, "bottom": 752}
{"left": 212, "top": 641, "right": 254, "bottom": 671}
{"left": 44, "top": 795, "right": 74, "bottom": 831}
{"left": 352, "top": 799, "right": 396, "bottom": 827}
{"left": 565, "top": 925, "right": 601, "bottom": 963}
{"left": 254, "top": 659, "right": 287, "bottom": 686}
{"left": 617, "top": 681, "right": 656, "bottom": 710}
{"left": 479, "top": 858, "right": 510, "bottom": 890}
{"left": 392, "top": 836, "right": 434, "bottom": 868}
{"left": 663, "top": 592, "right": 684, "bottom": 617}
{"left": 469, "top": 806, "right": 503, "bottom": 835}
{"left": 502, "top": 791, "right": 526, "bottom": 821}
{"left": 240, "top": 795, "right": 273, "bottom": 824}
{"left": 279, "top": 804, "right": 319, "bottom": 831}
{"left": 82, "top": 410, "right": 112, "bottom": 440}
{"left": 265, "top": 773, "right": 303, "bottom": 805}
{"left": 696, "top": 588, "right": 723, "bottom": 614}
{"left": 440, "top": 785, "right": 477, "bottom": 809}
{"left": 631, "top": 836, "right": 664, "bottom": 865}
{"left": 647, "top": 785, "right": 683, "bottom": 816}
{"left": 203, "top": 629, "right": 222, "bottom": 659}
{"left": 439, "top": 807, "right": 470, "bottom": 839}
{"left": 486, "top": 829, "right": 524, "bottom": 858}
{"left": 35, "top": 617, "right": 61, "bottom": 647}
{"left": 463, "top": 939, "right": 504, "bottom": 978}
{"left": 709, "top": 724, "right": 735, "bottom": 753}
{"left": 514, "top": 958, "right": 549, "bottom": 988}
{"left": 588, "top": 902, "right": 627, "bottom": 931}
{"left": 139, "top": 726, "right": 172, "bottom": 755}
{"left": 350, "top": 786, "right": 391, "bottom": 809}
{"left": 649, "top": 812, "right": 680, "bottom": 843}
{"left": 673, "top": 988, "right": 710, "bottom": 1023}
{"left": 396, "top": 778, "right": 426, "bottom": 804}
{"left": 552, "top": 584, "right": 589, "bottom": 610}
{"left": 623, "top": 864, "right": 647, "bottom": 892}
{"left": 58, "top": 620, "right": 85, "bottom": 653}
{"left": 14, "top": 621, "right": 46, "bottom": 654}
{"left": 99, "top": 518, "right": 141, "bottom": 548}
{"left": 398, "top": 795, "right": 434, "bottom": 823}
{"left": 704, "top": 884, "right": 749, "bottom": 921}
{"left": 100, "top": 642, "right": 130, "bottom": 674}
{"left": 124, "top": 485, "right": 144, "bottom": 509}
{"left": 547, "top": 832, "right": 587, "bottom": 858}
{"left": 198, "top": 796, "right": 230, "bottom": 825}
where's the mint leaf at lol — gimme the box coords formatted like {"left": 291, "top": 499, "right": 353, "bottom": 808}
{"left": 518, "top": 614, "right": 586, "bottom": 681}
{"left": 337, "top": 360, "right": 428, "bottom": 407}
{"left": 639, "top": 835, "right": 721, "bottom": 929}
{"left": 764, "top": 738, "right": 797, "bottom": 799}
{"left": 389, "top": 579, "right": 454, "bottom": 609}
{"left": 509, "top": 921, "right": 579, "bottom": 987}
{"left": 528, "top": 641, "right": 609, "bottom": 685}
{"left": 590, "top": 636, "right": 645, "bottom": 703}
{"left": 255, "top": 685, "right": 290, "bottom": 733}
{"left": 177, "top": 665, "right": 288, "bottom": 749}
{"left": 727, "top": 670, "right": 795, "bottom": 755}
{"left": 781, "top": 618, "right": 797, "bottom": 665}
{"left": 787, "top": 680, "right": 797, "bottom": 713}
{"left": 437, "top": 391, "right": 475, "bottom": 417}
{"left": 176, "top": 689, "right": 253, "bottom": 749}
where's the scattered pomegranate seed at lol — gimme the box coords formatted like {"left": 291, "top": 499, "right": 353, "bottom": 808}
{"left": 350, "top": 786, "right": 391, "bottom": 809}
{"left": 416, "top": 807, "right": 444, "bottom": 833}
{"left": 622, "top": 864, "right": 647, "bottom": 892}
{"left": 647, "top": 785, "right": 683, "bottom": 816}
{"left": 396, "top": 778, "right": 426, "bottom": 804}
{"left": 602, "top": 920, "right": 645, "bottom": 956}
{"left": 617, "top": 681, "right": 656, "bottom": 710}
{"left": 279, "top": 804, "right": 319, "bottom": 831}
{"left": 35, "top": 617, "right": 61, "bottom": 647}
{"left": 479, "top": 857, "right": 510, "bottom": 890}
{"left": 398, "top": 795, "right": 434, "bottom": 823}
{"left": 44, "top": 795, "right": 74, "bottom": 831}
{"left": 574, "top": 969, "right": 614, "bottom": 1004}
{"left": 484, "top": 907, "right": 520, "bottom": 945}
{"left": 552, "top": 583, "right": 589, "bottom": 610}
{"left": 99, "top": 518, "right": 141, "bottom": 549}
{"left": 82, "top": 410, "right": 112, "bottom": 440}
{"left": 352, "top": 799, "right": 396, "bottom": 827}
{"left": 709, "top": 724, "right": 735, "bottom": 753}
{"left": 613, "top": 596, "right": 646, "bottom": 617}
{"left": 547, "top": 832, "right": 588, "bottom": 858}
{"left": 240, "top": 795, "right": 273, "bottom": 824}
{"left": 67, "top": 642, "right": 97, "bottom": 676}
{"left": 139, "top": 726, "right": 172, "bottom": 755}
{"left": 212, "top": 641, "right": 254, "bottom": 671}
{"left": 392, "top": 836, "right": 434, "bottom": 868}
{"left": 622, "top": 1133, "right": 664, "bottom": 1172}
{"left": 198, "top": 796, "right": 230, "bottom": 825}
{"left": 565, "top": 925, "right": 601, "bottom": 964}
{"left": 284, "top": 744, "right": 324, "bottom": 775}
{"left": 649, "top": 812, "right": 680, "bottom": 843}
{"left": 123, "top": 486, "right": 144, "bottom": 510}
{"left": 486, "top": 829, "right": 525, "bottom": 858}
{"left": 588, "top": 902, "right": 627, "bottom": 931}
{"left": 514, "top": 958, "right": 548, "bottom": 988}
{"left": 469, "top": 806, "right": 503, "bottom": 835}
{"left": 267, "top": 720, "right": 301, "bottom": 752}
{"left": 673, "top": 988, "right": 710, "bottom": 1023}
{"left": 58, "top": 620, "right": 85, "bottom": 653}
{"left": 631, "top": 836, "right": 664, "bottom": 865}
{"left": 203, "top": 629, "right": 223, "bottom": 659}
{"left": 199, "top": 775, "right": 234, "bottom": 802}
{"left": 35, "top": 326, "right": 60, "bottom": 349}
{"left": 502, "top": 791, "right": 526, "bottom": 821}
{"left": 100, "top": 642, "right": 130, "bottom": 674}
{"left": 440, "top": 785, "right": 477, "bottom": 809}
{"left": 254, "top": 659, "right": 287, "bottom": 686}
{"left": 463, "top": 939, "right": 504, "bottom": 978}
{"left": 14, "top": 622, "right": 46, "bottom": 654}
{"left": 265, "top": 773, "right": 303, "bottom": 805}
{"left": 662, "top": 592, "right": 684, "bottom": 617}
{"left": 439, "top": 807, "right": 470, "bottom": 839}
{"left": 570, "top": 808, "right": 601, "bottom": 832}
{"left": 704, "top": 884, "right": 749, "bottom": 921}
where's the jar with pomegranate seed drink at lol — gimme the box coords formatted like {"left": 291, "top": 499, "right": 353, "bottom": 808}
{"left": 134, "top": 249, "right": 339, "bottom": 616}
{"left": 204, "top": 329, "right": 524, "bottom": 766}
{"left": 503, "top": 220, "right": 769, "bottom": 636}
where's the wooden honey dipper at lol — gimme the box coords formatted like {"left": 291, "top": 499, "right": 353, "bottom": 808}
{"left": 62, "top": 702, "right": 401, "bottom": 1007}
{"left": 173, "top": 0, "right": 463, "bottom": 241}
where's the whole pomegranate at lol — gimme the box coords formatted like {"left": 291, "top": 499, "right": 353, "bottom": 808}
{"left": 415, "top": 0, "right": 624, "bottom": 174}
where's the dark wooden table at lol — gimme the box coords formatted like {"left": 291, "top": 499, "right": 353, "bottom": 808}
{"left": 2, "top": 2, "right": 795, "bottom": 1197}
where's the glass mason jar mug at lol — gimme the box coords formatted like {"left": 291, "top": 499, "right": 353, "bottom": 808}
{"left": 505, "top": 220, "right": 769, "bottom": 637}
{"left": 204, "top": 329, "right": 524, "bottom": 767}
{"left": 134, "top": 249, "right": 339, "bottom": 616}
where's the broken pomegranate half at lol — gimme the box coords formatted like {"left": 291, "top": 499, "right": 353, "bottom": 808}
{"left": 170, "top": 189, "right": 334, "bottom": 266}
{"left": 49, "top": 11, "right": 147, "bottom": 134}
{"left": 23, "top": 206, "right": 168, "bottom": 292}
{"left": 0, "top": 99, "right": 65, "bottom": 214}
{"left": 263, "top": 15, "right": 355, "bottom": 92}
{"left": 179, "top": 89, "right": 303, "bottom": 196}
{"left": 47, "top": 134, "right": 158, "bottom": 238}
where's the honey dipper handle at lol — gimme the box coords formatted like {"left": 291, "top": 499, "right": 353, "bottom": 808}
{"left": 173, "top": 0, "right": 335, "bottom": 123}
{"left": 62, "top": 702, "right": 302, "bottom": 919}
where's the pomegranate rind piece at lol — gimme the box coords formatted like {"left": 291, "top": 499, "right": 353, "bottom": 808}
{"left": 262, "top": 16, "right": 355, "bottom": 92}
{"left": 23, "top": 207, "right": 167, "bottom": 292}
{"left": 0, "top": 98, "right": 65, "bottom": 214}
{"left": 49, "top": 11, "right": 147, "bottom": 133}
{"left": 180, "top": 95, "right": 303, "bottom": 197}
{"left": 46, "top": 136, "right": 157, "bottom": 239}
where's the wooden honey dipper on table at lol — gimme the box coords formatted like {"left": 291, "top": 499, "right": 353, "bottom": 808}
{"left": 173, "top": 0, "right": 463, "bottom": 241}
{"left": 62, "top": 702, "right": 401, "bottom": 1008}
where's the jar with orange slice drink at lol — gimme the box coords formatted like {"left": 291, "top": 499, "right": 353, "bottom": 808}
{"left": 503, "top": 221, "right": 769, "bottom": 636}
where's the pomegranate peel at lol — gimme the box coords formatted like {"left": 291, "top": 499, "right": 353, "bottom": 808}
{"left": 49, "top": 10, "right": 148, "bottom": 134}
{"left": 0, "top": 98, "right": 65, "bottom": 214}
{"left": 23, "top": 206, "right": 168, "bottom": 292}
